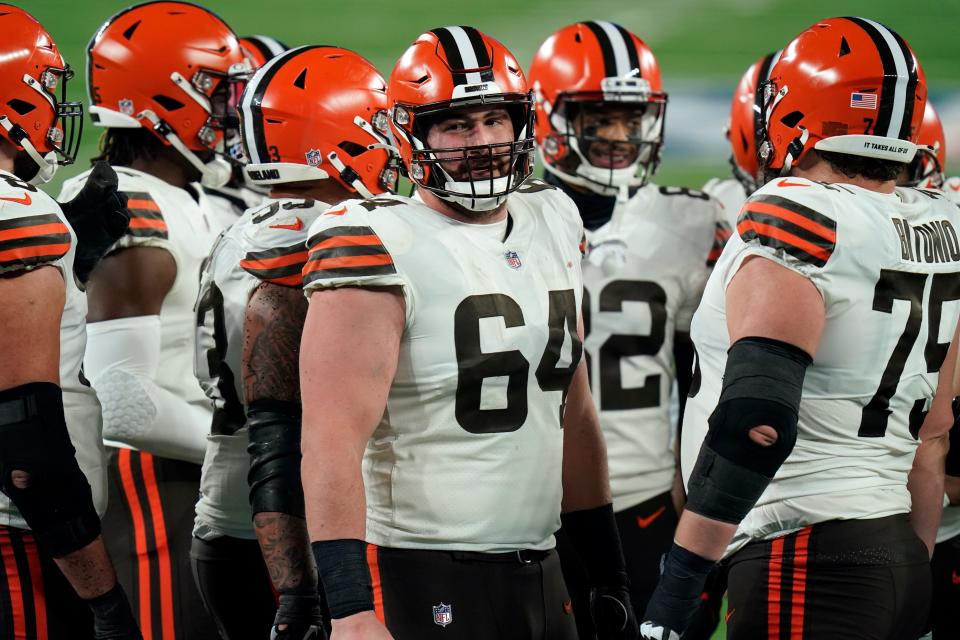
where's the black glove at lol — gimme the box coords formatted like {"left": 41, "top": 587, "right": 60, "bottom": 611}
{"left": 271, "top": 590, "right": 326, "bottom": 640}
{"left": 58, "top": 161, "right": 130, "bottom": 283}
{"left": 640, "top": 544, "right": 716, "bottom": 640}
{"left": 591, "top": 579, "right": 639, "bottom": 639}
{"left": 87, "top": 582, "right": 142, "bottom": 640}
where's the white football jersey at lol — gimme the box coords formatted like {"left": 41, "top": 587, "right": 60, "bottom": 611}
{"left": 682, "top": 177, "right": 960, "bottom": 556}
{"left": 59, "top": 167, "right": 225, "bottom": 452}
{"left": 703, "top": 176, "right": 749, "bottom": 230}
{"left": 302, "top": 181, "right": 584, "bottom": 552}
{"left": 194, "top": 198, "right": 326, "bottom": 540}
{"left": 0, "top": 172, "right": 105, "bottom": 529}
{"left": 935, "top": 176, "right": 960, "bottom": 544}
{"left": 582, "top": 184, "right": 719, "bottom": 511}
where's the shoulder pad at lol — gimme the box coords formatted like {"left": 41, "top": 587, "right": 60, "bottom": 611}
{"left": 0, "top": 177, "right": 70, "bottom": 274}
{"left": 302, "top": 200, "right": 398, "bottom": 289}
{"left": 239, "top": 199, "right": 329, "bottom": 287}
{"left": 736, "top": 178, "right": 837, "bottom": 268}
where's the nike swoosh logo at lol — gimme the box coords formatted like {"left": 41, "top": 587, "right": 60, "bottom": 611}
{"left": 269, "top": 217, "right": 304, "bottom": 231}
{"left": 636, "top": 505, "right": 667, "bottom": 529}
{"left": 725, "top": 608, "right": 735, "bottom": 623}
{"left": 952, "top": 571, "right": 960, "bottom": 585}
{"left": 776, "top": 178, "right": 808, "bottom": 188}
{"left": 0, "top": 193, "right": 32, "bottom": 206}
{"left": 324, "top": 206, "right": 347, "bottom": 216}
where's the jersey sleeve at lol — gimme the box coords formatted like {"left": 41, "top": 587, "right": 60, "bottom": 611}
{"left": 238, "top": 201, "right": 320, "bottom": 288}
{"left": 0, "top": 203, "right": 71, "bottom": 275}
{"left": 727, "top": 178, "right": 839, "bottom": 291}
{"left": 301, "top": 200, "right": 407, "bottom": 294}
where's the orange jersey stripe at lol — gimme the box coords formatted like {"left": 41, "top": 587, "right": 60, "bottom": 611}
{"left": 23, "top": 534, "right": 47, "bottom": 640}
{"left": 737, "top": 219, "right": 832, "bottom": 263}
{"left": 0, "top": 528, "right": 26, "bottom": 640}
{"left": 240, "top": 250, "right": 308, "bottom": 271}
{"left": 264, "top": 273, "right": 303, "bottom": 287}
{"left": 0, "top": 222, "right": 69, "bottom": 243}
{"left": 0, "top": 243, "right": 70, "bottom": 263}
{"left": 768, "top": 536, "right": 784, "bottom": 639}
{"left": 366, "top": 544, "right": 386, "bottom": 625}
{"left": 118, "top": 449, "right": 153, "bottom": 640}
{"left": 790, "top": 528, "right": 812, "bottom": 639}
{"left": 127, "top": 198, "right": 161, "bottom": 212}
{"left": 303, "top": 253, "right": 393, "bottom": 274}
{"left": 128, "top": 218, "right": 168, "bottom": 231}
{"left": 312, "top": 235, "right": 383, "bottom": 251}
{"left": 743, "top": 201, "right": 837, "bottom": 243}
{"left": 140, "top": 454, "right": 174, "bottom": 640}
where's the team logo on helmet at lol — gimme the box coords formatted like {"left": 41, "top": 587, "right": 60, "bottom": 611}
{"left": 305, "top": 149, "right": 322, "bottom": 167}
{"left": 118, "top": 98, "right": 135, "bottom": 116}
{"left": 432, "top": 603, "right": 453, "bottom": 627}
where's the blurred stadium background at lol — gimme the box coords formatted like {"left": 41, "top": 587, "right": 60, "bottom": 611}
{"left": 28, "top": 0, "right": 960, "bottom": 200}
{"left": 21, "top": 2, "right": 960, "bottom": 637}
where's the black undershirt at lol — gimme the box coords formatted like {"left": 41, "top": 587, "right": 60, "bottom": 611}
{"left": 544, "top": 171, "right": 621, "bottom": 231}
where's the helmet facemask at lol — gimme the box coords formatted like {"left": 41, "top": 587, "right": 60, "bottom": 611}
{"left": 0, "top": 63, "right": 83, "bottom": 184}
{"left": 544, "top": 77, "right": 666, "bottom": 198}
{"left": 902, "top": 144, "right": 944, "bottom": 188}
{"left": 397, "top": 93, "right": 536, "bottom": 212}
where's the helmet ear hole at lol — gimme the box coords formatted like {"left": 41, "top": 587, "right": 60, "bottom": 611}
{"left": 6, "top": 99, "right": 35, "bottom": 116}
{"left": 338, "top": 141, "right": 366, "bottom": 157}
{"left": 780, "top": 111, "right": 804, "bottom": 128}
{"left": 153, "top": 95, "right": 185, "bottom": 111}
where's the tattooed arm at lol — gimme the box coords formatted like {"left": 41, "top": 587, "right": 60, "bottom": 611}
{"left": 241, "top": 282, "right": 315, "bottom": 593}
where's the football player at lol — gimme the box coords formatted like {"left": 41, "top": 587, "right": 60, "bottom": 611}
{"left": 193, "top": 44, "right": 398, "bottom": 640}
{"left": 199, "top": 34, "right": 292, "bottom": 229}
{"left": 900, "top": 100, "right": 960, "bottom": 640}
{"left": 58, "top": 3, "right": 252, "bottom": 638}
{"left": 527, "top": 21, "right": 725, "bottom": 635}
{"left": 300, "top": 27, "right": 637, "bottom": 640}
{"left": 0, "top": 6, "right": 140, "bottom": 639}
{"left": 641, "top": 17, "right": 960, "bottom": 640}
{"left": 703, "top": 51, "right": 781, "bottom": 227}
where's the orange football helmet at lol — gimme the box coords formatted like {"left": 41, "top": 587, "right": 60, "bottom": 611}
{"left": 0, "top": 4, "right": 82, "bottom": 184}
{"left": 758, "top": 17, "right": 926, "bottom": 182}
{"left": 388, "top": 26, "right": 534, "bottom": 211}
{"left": 727, "top": 51, "right": 780, "bottom": 194}
{"left": 528, "top": 21, "right": 667, "bottom": 196}
{"left": 239, "top": 45, "right": 397, "bottom": 197}
{"left": 903, "top": 100, "right": 945, "bottom": 188}
{"left": 239, "top": 35, "right": 289, "bottom": 69}
{"left": 87, "top": 1, "right": 253, "bottom": 187}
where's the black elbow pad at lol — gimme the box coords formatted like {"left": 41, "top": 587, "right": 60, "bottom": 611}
{"left": 246, "top": 399, "right": 305, "bottom": 518}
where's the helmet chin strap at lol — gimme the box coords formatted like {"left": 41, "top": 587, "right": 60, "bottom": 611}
{"left": 0, "top": 116, "right": 58, "bottom": 185}
{"left": 138, "top": 110, "right": 231, "bottom": 188}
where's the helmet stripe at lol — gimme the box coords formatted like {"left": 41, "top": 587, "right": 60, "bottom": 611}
{"left": 846, "top": 17, "right": 912, "bottom": 139}
{"left": 462, "top": 27, "right": 495, "bottom": 83}
{"left": 583, "top": 22, "right": 618, "bottom": 78}
{"left": 611, "top": 23, "right": 641, "bottom": 77}
{"left": 241, "top": 45, "right": 314, "bottom": 163}
{"left": 594, "top": 21, "right": 633, "bottom": 78}
{"left": 886, "top": 29, "right": 920, "bottom": 140}
{"left": 430, "top": 27, "right": 469, "bottom": 86}
{"left": 244, "top": 35, "right": 287, "bottom": 60}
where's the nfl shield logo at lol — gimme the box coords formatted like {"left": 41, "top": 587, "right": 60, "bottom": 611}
{"left": 504, "top": 250, "right": 522, "bottom": 269}
{"left": 118, "top": 98, "right": 135, "bottom": 116}
{"left": 432, "top": 603, "right": 453, "bottom": 627}
{"left": 305, "top": 149, "right": 322, "bottom": 167}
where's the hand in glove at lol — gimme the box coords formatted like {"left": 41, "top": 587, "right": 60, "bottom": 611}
{"left": 58, "top": 161, "right": 130, "bottom": 283}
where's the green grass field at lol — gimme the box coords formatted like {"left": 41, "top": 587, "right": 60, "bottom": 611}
{"left": 25, "top": 0, "right": 960, "bottom": 199}
{"left": 17, "top": 4, "right": 959, "bottom": 637}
